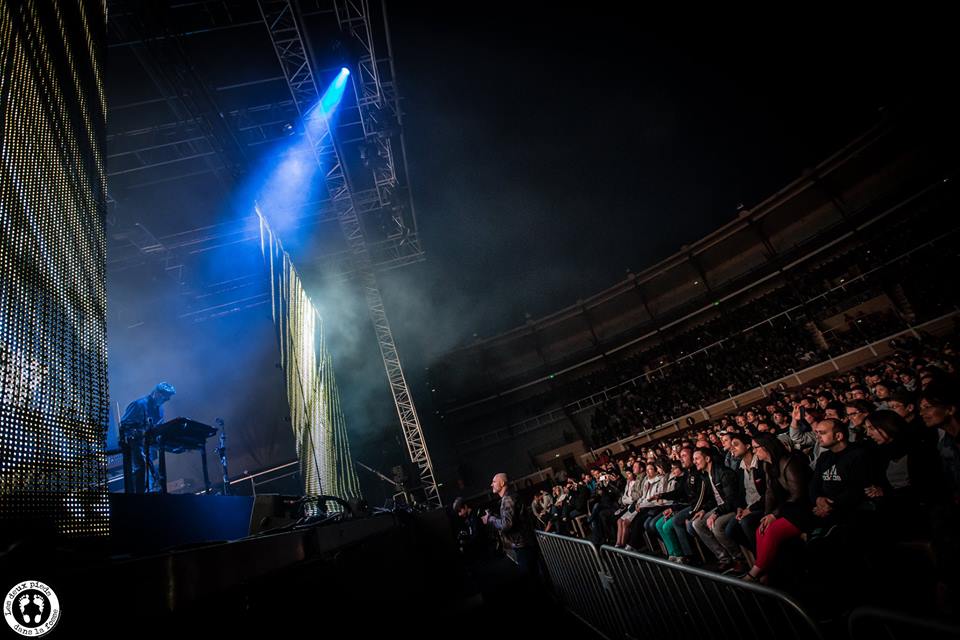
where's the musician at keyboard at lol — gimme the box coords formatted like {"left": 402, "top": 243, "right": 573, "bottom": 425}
{"left": 119, "top": 382, "right": 176, "bottom": 493}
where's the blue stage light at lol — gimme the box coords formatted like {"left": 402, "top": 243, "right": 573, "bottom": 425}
{"left": 254, "top": 69, "right": 353, "bottom": 232}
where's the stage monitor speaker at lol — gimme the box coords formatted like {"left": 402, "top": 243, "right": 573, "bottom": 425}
{"left": 248, "top": 494, "right": 302, "bottom": 535}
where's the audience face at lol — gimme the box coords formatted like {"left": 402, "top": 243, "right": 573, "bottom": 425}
{"left": 679, "top": 448, "right": 693, "bottom": 469}
{"left": 753, "top": 440, "right": 771, "bottom": 463}
{"left": 814, "top": 420, "right": 844, "bottom": 451}
{"left": 845, "top": 405, "right": 867, "bottom": 427}
{"left": 920, "top": 398, "right": 953, "bottom": 429}
{"left": 864, "top": 417, "right": 892, "bottom": 445}
{"left": 693, "top": 450, "right": 708, "bottom": 471}
{"left": 719, "top": 433, "right": 731, "bottom": 451}
{"left": 887, "top": 399, "right": 906, "bottom": 419}
{"left": 875, "top": 383, "right": 893, "bottom": 399}
{"left": 646, "top": 463, "right": 657, "bottom": 479}
{"left": 730, "top": 437, "right": 750, "bottom": 459}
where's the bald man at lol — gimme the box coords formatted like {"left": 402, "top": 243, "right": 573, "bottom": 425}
{"left": 482, "top": 472, "right": 536, "bottom": 576}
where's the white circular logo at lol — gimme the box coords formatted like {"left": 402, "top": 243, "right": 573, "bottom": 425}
{"left": 3, "top": 581, "right": 60, "bottom": 636}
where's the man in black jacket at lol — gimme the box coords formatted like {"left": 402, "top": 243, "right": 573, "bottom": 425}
{"left": 483, "top": 473, "right": 536, "bottom": 576}
{"left": 690, "top": 447, "right": 745, "bottom": 571}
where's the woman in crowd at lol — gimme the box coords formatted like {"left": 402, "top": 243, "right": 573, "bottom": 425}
{"left": 742, "top": 434, "right": 812, "bottom": 583}
{"left": 613, "top": 469, "right": 643, "bottom": 547}
{"left": 863, "top": 409, "right": 938, "bottom": 528}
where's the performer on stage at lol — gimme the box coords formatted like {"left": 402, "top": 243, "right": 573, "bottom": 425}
{"left": 120, "top": 382, "right": 176, "bottom": 493}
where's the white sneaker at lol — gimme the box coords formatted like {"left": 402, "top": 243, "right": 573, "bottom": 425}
{"left": 624, "top": 545, "right": 635, "bottom": 552}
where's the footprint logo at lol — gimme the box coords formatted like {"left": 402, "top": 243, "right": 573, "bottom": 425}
{"left": 32, "top": 594, "right": 44, "bottom": 624}
{"left": 4, "top": 581, "right": 60, "bottom": 636}
{"left": 17, "top": 595, "right": 29, "bottom": 623}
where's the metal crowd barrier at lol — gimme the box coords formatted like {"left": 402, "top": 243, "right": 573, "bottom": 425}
{"left": 536, "top": 531, "right": 626, "bottom": 638}
{"left": 536, "top": 531, "right": 822, "bottom": 640}
{"left": 848, "top": 607, "right": 960, "bottom": 640}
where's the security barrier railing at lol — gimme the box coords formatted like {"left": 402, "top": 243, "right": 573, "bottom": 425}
{"left": 537, "top": 531, "right": 822, "bottom": 640}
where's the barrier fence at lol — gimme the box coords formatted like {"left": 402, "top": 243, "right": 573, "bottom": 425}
{"left": 536, "top": 530, "right": 822, "bottom": 640}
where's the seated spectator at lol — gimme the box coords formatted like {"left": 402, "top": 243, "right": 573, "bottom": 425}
{"left": 919, "top": 380, "right": 960, "bottom": 502}
{"left": 809, "top": 418, "right": 869, "bottom": 533}
{"left": 531, "top": 491, "right": 547, "bottom": 528}
{"left": 614, "top": 465, "right": 651, "bottom": 547}
{"left": 719, "top": 430, "right": 740, "bottom": 471}
{"left": 725, "top": 432, "right": 765, "bottom": 557}
{"left": 544, "top": 484, "right": 568, "bottom": 533}
{"left": 561, "top": 478, "right": 590, "bottom": 533}
{"left": 743, "top": 434, "right": 812, "bottom": 584}
{"left": 844, "top": 399, "right": 874, "bottom": 443}
{"left": 787, "top": 402, "right": 821, "bottom": 465}
{"left": 863, "top": 410, "right": 939, "bottom": 525}
{"left": 652, "top": 448, "right": 701, "bottom": 563}
{"left": 919, "top": 380, "right": 960, "bottom": 614}
{"left": 632, "top": 459, "right": 679, "bottom": 551}
{"left": 588, "top": 471, "right": 621, "bottom": 544}
{"left": 690, "top": 447, "right": 745, "bottom": 572}
{"left": 887, "top": 389, "right": 923, "bottom": 431}
{"left": 874, "top": 380, "right": 899, "bottom": 410}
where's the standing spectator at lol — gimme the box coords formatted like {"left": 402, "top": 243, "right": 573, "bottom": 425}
{"left": 482, "top": 473, "right": 536, "bottom": 576}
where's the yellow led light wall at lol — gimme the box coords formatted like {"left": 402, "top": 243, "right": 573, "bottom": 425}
{"left": 0, "top": 0, "right": 109, "bottom": 537}
{"left": 258, "top": 207, "right": 361, "bottom": 504}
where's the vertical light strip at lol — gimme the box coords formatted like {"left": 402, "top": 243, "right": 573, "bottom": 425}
{"left": 0, "top": 0, "right": 108, "bottom": 537}
{"left": 256, "top": 205, "right": 360, "bottom": 504}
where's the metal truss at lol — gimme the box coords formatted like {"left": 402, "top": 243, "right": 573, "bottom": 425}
{"left": 258, "top": 0, "right": 440, "bottom": 507}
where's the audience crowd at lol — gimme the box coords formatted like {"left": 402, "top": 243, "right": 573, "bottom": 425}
{"left": 455, "top": 330, "right": 960, "bottom": 620}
